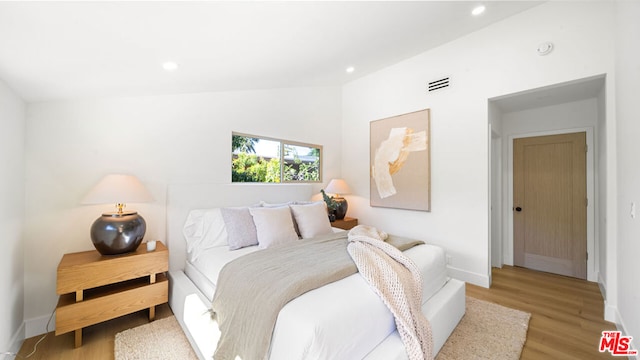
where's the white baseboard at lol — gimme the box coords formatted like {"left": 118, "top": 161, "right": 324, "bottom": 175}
{"left": 447, "top": 265, "right": 490, "bottom": 288}
{"left": 597, "top": 271, "right": 606, "bottom": 299}
{"left": 602, "top": 302, "right": 639, "bottom": 359}
{"left": 5, "top": 322, "right": 25, "bottom": 355}
{"left": 604, "top": 300, "right": 618, "bottom": 324}
{"left": 24, "top": 312, "right": 55, "bottom": 339}
{"left": 613, "top": 307, "right": 639, "bottom": 359}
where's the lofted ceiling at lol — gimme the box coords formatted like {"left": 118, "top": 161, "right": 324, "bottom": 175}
{"left": 0, "top": 1, "right": 541, "bottom": 103}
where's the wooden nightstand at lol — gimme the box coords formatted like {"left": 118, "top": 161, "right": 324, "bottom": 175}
{"left": 55, "top": 242, "right": 169, "bottom": 347}
{"left": 332, "top": 217, "right": 358, "bottom": 230}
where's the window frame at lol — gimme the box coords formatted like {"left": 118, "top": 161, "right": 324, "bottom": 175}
{"left": 231, "top": 131, "right": 323, "bottom": 184}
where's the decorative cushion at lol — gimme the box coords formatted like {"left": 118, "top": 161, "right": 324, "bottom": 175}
{"left": 289, "top": 202, "right": 333, "bottom": 239}
{"left": 249, "top": 206, "right": 299, "bottom": 249}
{"left": 220, "top": 207, "right": 259, "bottom": 250}
{"left": 261, "top": 200, "right": 302, "bottom": 237}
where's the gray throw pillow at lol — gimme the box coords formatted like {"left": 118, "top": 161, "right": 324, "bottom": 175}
{"left": 220, "top": 207, "right": 258, "bottom": 250}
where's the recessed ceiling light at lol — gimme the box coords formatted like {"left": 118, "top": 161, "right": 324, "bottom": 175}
{"left": 346, "top": 66, "right": 355, "bottom": 74}
{"left": 162, "top": 61, "right": 178, "bottom": 71}
{"left": 472, "top": 5, "right": 486, "bottom": 16}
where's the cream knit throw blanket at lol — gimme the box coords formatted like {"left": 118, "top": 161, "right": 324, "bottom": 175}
{"left": 347, "top": 225, "right": 433, "bottom": 360}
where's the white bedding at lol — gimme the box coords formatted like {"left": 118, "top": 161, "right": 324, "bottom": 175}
{"left": 185, "top": 245, "right": 258, "bottom": 301}
{"left": 185, "top": 239, "right": 449, "bottom": 359}
{"left": 184, "top": 227, "right": 350, "bottom": 300}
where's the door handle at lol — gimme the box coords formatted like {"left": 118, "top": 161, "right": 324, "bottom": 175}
{"left": 514, "top": 206, "right": 522, "bottom": 212}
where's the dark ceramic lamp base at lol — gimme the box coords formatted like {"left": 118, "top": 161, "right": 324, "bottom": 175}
{"left": 90, "top": 212, "right": 146, "bottom": 255}
{"left": 333, "top": 197, "right": 348, "bottom": 220}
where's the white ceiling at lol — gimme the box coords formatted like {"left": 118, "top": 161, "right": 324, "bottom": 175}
{"left": 0, "top": 1, "right": 541, "bottom": 103}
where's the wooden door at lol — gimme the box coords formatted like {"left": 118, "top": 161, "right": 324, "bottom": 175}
{"left": 513, "top": 132, "right": 587, "bottom": 279}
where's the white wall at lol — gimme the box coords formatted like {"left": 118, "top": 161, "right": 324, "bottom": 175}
{"left": 501, "top": 98, "right": 598, "bottom": 135}
{"left": 614, "top": 0, "right": 640, "bottom": 350}
{"left": 500, "top": 98, "right": 599, "bottom": 280}
{"left": 23, "top": 86, "right": 342, "bottom": 333}
{"left": 341, "top": 2, "right": 616, "bottom": 287}
{"left": 0, "top": 79, "right": 26, "bottom": 353}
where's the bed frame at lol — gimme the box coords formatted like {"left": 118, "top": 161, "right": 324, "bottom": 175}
{"left": 166, "top": 183, "right": 465, "bottom": 359}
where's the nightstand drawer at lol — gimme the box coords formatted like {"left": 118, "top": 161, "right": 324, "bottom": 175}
{"left": 57, "top": 242, "right": 168, "bottom": 294}
{"left": 56, "top": 274, "right": 168, "bottom": 335}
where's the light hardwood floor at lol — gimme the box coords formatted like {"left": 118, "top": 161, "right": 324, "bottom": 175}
{"left": 468, "top": 265, "right": 617, "bottom": 359}
{"left": 17, "top": 304, "right": 173, "bottom": 360}
{"left": 19, "top": 266, "right": 616, "bottom": 359}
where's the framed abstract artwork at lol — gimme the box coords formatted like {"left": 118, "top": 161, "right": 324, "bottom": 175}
{"left": 370, "top": 109, "right": 431, "bottom": 211}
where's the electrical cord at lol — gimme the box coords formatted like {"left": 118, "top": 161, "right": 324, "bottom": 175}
{"left": 21, "top": 306, "right": 55, "bottom": 358}
{"left": 1, "top": 307, "right": 56, "bottom": 359}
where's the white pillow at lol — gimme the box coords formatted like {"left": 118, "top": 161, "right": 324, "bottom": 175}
{"left": 260, "top": 200, "right": 301, "bottom": 237}
{"left": 259, "top": 201, "right": 292, "bottom": 208}
{"left": 182, "top": 208, "right": 229, "bottom": 261}
{"left": 249, "top": 206, "right": 299, "bottom": 249}
{"left": 289, "top": 202, "right": 333, "bottom": 239}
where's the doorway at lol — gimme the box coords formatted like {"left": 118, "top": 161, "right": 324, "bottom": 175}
{"left": 513, "top": 132, "right": 587, "bottom": 279}
{"left": 488, "top": 74, "right": 605, "bottom": 283}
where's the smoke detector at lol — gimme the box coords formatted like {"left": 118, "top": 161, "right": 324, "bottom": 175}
{"left": 537, "top": 42, "right": 554, "bottom": 56}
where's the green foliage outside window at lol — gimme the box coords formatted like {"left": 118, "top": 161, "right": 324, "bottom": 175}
{"left": 283, "top": 157, "right": 320, "bottom": 182}
{"left": 232, "top": 133, "right": 321, "bottom": 183}
{"left": 231, "top": 152, "right": 281, "bottom": 183}
{"left": 232, "top": 135, "right": 259, "bottom": 154}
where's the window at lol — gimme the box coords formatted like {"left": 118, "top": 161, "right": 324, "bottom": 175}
{"left": 231, "top": 133, "right": 322, "bottom": 183}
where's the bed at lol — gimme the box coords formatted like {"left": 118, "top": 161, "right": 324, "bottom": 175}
{"left": 166, "top": 183, "right": 465, "bottom": 360}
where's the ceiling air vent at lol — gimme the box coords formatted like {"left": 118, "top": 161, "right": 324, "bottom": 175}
{"left": 428, "top": 77, "right": 450, "bottom": 92}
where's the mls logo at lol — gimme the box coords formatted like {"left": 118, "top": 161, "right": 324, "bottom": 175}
{"left": 599, "top": 331, "right": 638, "bottom": 356}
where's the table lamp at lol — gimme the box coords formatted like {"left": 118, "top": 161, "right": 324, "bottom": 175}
{"left": 325, "top": 179, "right": 351, "bottom": 220}
{"left": 81, "top": 174, "right": 154, "bottom": 255}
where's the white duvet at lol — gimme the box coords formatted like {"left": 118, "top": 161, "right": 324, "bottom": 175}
{"left": 186, "top": 241, "right": 448, "bottom": 359}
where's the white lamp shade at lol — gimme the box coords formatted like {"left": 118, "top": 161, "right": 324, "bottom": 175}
{"left": 325, "top": 179, "right": 351, "bottom": 196}
{"left": 82, "top": 174, "right": 154, "bottom": 205}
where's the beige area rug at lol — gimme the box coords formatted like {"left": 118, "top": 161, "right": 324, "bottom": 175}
{"left": 115, "top": 316, "right": 198, "bottom": 360}
{"left": 437, "top": 297, "right": 531, "bottom": 360}
{"left": 115, "top": 297, "right": 530, "bottom": 360}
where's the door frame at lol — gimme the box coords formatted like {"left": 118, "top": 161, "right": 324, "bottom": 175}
{"left": 505, "top": 127, "right": 595, "bottom": 281}
{"left": 490, "top": 127, "right": 502, "bottom": 270}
